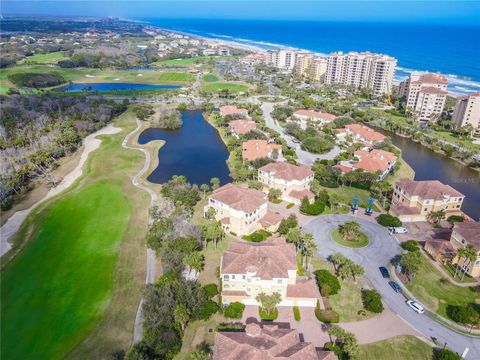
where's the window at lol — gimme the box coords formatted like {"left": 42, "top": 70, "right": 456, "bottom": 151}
{"left": 224, "top": 275, "right": 229, "bottom": 280}
{"left": 277, "top": 279, "right": 282, "bottom": 284}
{"left": 231, "top": 275, "right": 235, "bottom": 280}
{"left": 242, "top": 275, "right": 246, "bottom": 280}
{"left": 424, "top": 208, "right": 428, "bottom": 211}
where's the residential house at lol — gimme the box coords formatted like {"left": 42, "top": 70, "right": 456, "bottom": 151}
{"left": 228, "top": 119, "right": 256, "bottom": 138}
{"left": 390, "top": 178, "right": 465, "bottom": 222}
{"left": 289, "top": 109, "right": 337, "bottom": 129}
{"left": 214, "top": 323, "right": 337, "bottom": 360}
{"left": 220, "top": 237, "right": 320, "bottom": 307}
{"left": 242, "top": 140, "right": 282, "bottom": 161}
{"left": 219, "top": 105, "right": 249, "bottom": 118}
{"left": 336, "top": 124, "right": 386, "bottom": 148}
{"left": 334, "top": 149, "right": 397, "bottom": 180}
{"left": 205, "top": 183, "right": 282, "bottom": 236}
{"left": 258, "top": 162, "right": 315, "bottom": 205}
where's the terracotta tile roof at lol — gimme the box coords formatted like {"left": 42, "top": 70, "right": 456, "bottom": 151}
{"left": 396, "top": 178, "right": 464, "bottom": 200}
{"left": 229, "top": 119, "right": 257, "bottom": 135}
{"left": 242, "top": 140, "right": 282, "bottom": 161}
{"left": 214, "top": 323, "right": 324, "bottom": 360}
{"left": 454, "top": 221, "right": 480, "bottom": 250}
{"left": 334, "top": 164, "right": 353, "bottom": 173}
{"left": 222, "top": 290, "right": 248, "bottom": 297}
{"left": 293, "top": 109, "right": 337, "bottom": 122}
{"left": 353, "top": 149, "right": 397, "bottom": 173}
{"left": 317, "top": 350, "right": 339, "bottom": 360}
{"left": 286, "top": 278, "right": 320, "bottom": 299}
{"left": 346, "top": 124, "right": 386, "bottom": 142}
{"left": 390, "top": 203, "right": 421, "bottom": 216}
{"left": 259, "top": 162, "right": 313, "bottom": 181}
{"left": 289, "top": 189, "right": 315, "bottom": 201}
{"left": 412, "top": 73, "right": 448, "bottom": 85}
{"left": 210, "top": 183, "right": 267, "bottom": 213}
{"left": 426, "top": 239, "right": 456, "bottom": 257}
{"left": 260, "top": 211, "right": 284, "bottom": 227}
{"left": 220, "top": 105, "right": 249, "bottom": 117}
{"left": 221, "top": 237, "right": 296, "bottom": 279}
{"left": 419, "top": 86, "right": 448, "bottom": 95}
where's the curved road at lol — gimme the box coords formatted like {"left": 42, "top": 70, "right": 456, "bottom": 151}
{"left": 304, "top": 214, "right": 480, "bottom": 359}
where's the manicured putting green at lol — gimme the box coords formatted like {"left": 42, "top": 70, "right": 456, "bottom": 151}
{"left": 203, "top": 73, "right": 220, "bottom": 82}
{"left": 331, "top": 228, "right": 369, "bottom": 248}
{"left": 1, "top": 181, "right": 130, "bottom": 360}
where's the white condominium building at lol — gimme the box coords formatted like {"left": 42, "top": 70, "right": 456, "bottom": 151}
{"left": 295, "top": 55, "right": 327, "bottom": 83}
{"left": 267, "top": 49, "right": 301, "bottom": 71}
{"left": 399, "top": 73, "right": 448, "bottom": 121}
{"left": 324, "top": 51, "right": 397, "bottom": 95}
{"left": 452, "top": 91, "right": 480, "bottom": 131}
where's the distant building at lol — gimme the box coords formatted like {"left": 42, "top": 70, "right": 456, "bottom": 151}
{"left": 390, "top": 178, "right": 465, "bottom": 222}
{"left": 452, "top": 91, "right": 480, "bottom": 132}
{"left": 203, "top": 48, "right": 217, "bottom": 56}
{"left": 325, "top": 51, "right": 397, "bottom": 95}
{"left": 214, "top": 323, "right": 336, "bottom": 360}
{"left": 220, "top": 237, "right": 320, "bottom": 307}
{"left": 205, "top": 183, "right": 282, "bottom": 236}
{"left": 295, "top": 55, "right": 327, "bottom": 83}
{"left": 399, "top": 73, "right": 448, "bottom": 121}
{"left": 290, "top": 109, "right": 336, "bottom": 129}
{"left": 258, "top": 162, "right": 315, "bottom": 205}
{"left": 228, "top": 119, "right": 257, "bottom": 138}
{"left": 242, "top": 140, "right": 282, "bottom": 161}
{"left": 219, "top": 105, "right": 249, "bottom": 118}
{"left": 335, "top": 149, "right": 397, "bottom": 180}
{"left": 240, "top": 53, "right": 267, "bottom": 66}
{"left": 218, "top": 46, "right": 231, "bottom": 56}
{"left": 267, "top": 49, "right": 300, "bottom": 71}
{"left": 337, "top": 124, "right": 386, "bottom": 148}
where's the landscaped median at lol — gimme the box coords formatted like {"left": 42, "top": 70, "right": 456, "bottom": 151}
{"left": 331, "top": 222, "right": 369, "bottom": 248}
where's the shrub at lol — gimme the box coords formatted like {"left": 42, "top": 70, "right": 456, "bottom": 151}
{"left": 286, "top": 203, "right": 294, "bottom": 209}
{"left": 8, "top": 72, "right": 65, "bottom": 88}
{"left": 315, "top": 309, "right": 339, "bottom": 323}
{"left": 203, "top": 284, "right": 219, "bottom": 298}
{"left": 293, "top": 306, "right": 301, "bottom": 321}
{"left": 224, "top": 302, "right": 245, "bottom": 319}
{"left": 259, "top": 307, "right": 278, "bottom": 321}
{"left": 361, "top": 289, "right": 384, "bottom": 313}
{"left": 300, "top": 197, "right": 325, "bottom": 216}
{"left": 446, "top": 305, "right": 479, "bottom": 325}
{"left": 216, "top": 323, "right": 244, "bottom": 332}
{"left": 277, "top": 214, "right": 298, "bottom": 235}
{"left": 377, "top": 214, "right": 402, "bottom": 227}
{"left": 242, "top": 230, "right": 271, "bottom": 242}
{"left": 197, "top": 300, "right": 219, "bottom": 320}
{"left": 314, "top": 269, "right": 341, "bottom": 296}
{"left": 432, "top": 348, "right": 462, "bottom": 360}
{"left": 402, "top": 240, "right": 420, "bottom": 252}
{"left": 447, "top": 215, "right": 464, "bottom": 225}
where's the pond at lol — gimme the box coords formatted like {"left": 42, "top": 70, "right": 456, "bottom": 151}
{"left": 58, "top": 83, "right": 181, "bottom": 92}
{"left": 381, "top": 130, "right": 480, "bottom": 221}
{"left": 138, "top": 110, "right": 232, "bottom": 186}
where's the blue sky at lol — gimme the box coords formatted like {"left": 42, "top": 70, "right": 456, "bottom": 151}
{"left": 1, "top": 1, "right": 480, "bottom": 25}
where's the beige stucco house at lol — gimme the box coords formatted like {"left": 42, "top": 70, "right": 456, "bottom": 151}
{"left": 390, "top": 178, "right": 465, "bottom": 222}
{"left": 258, "top": 162, "right": 315, "bottom": 205}
{"left": 220, "top": 237, "right": 320, "bottom": 307}
{"left": 205, "top": 183, "right": 282, "bottom": 236}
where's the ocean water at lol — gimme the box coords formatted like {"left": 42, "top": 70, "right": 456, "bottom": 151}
{"left": 141, "top": 18, "right": 480, "bottom": 94}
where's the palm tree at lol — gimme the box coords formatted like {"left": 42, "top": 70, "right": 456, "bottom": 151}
{"left": 331, "top": 253, "right": 347, "bottom": 272}
{"left": 339, "top": 221, "right": 361, "bottom": 241}
{"left": 459, "top": 244, "right": 477, "bottom": 280}
{"left": 350, "top": 263, "right": 365, "bottom": 282}
{"left": 286, "top": 227, "right": 303, "bottom": 253}
{"left": 454, "top": 247, "right": 467, "bottom": 279}
{"left": 302, "top": 234, "right": 317, "bottom": 270}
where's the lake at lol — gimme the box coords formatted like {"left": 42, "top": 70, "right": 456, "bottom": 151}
{"left": 58, "top": 83, "right": 181, "bottom": 92}
{"left": 138, "top": 110, "right": 232, "bottom": 186}
{"left": 384, "top": 131, "right": 480, "bottom": 221}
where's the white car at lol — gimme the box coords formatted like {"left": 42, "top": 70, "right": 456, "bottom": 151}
{"left": 393, "top": 227, "right": 408, "bottom": 234}
{"left": 406, "top": 300, "right": 425, "bottom": 314}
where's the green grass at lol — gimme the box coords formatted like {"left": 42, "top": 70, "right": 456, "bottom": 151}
{"left": 200, "top": 82, "right": 248, "bottom": 93}
{"left": 158, "top": 58, "right": 197, "bottom": 66}
{"left": 405, "top": 253, "right": 480, "bottom": 319}
{"left": 357, "top": 336, "right": 432, "bottom": 360}
{"left": 331, "top": 228, "right": 369, "bottom": 248}
{"left": 321, "top": 185, "right": 379, "bottom": 211}
{"left": 158, "top": 72, "right": 195, "bottom": 82}
{"left": 1, "top": 182, "right": 130, "bottom": 360}
{"left": 329, "top": 278, "right": 375, "bottom": 322}
{"left": 22, "top": 51, "right": 67, "bottom": 64}
{"left": 293, "top": 306, "right": 301, "bottom": 321}
{"left": 203, "top": 73, "right": 220, "bottom": 82}
{"left": 1, "top": 109, "right": 151, "bottom": 359}
{"left": 441, "top": 263, "right": 478, "bottom": 283}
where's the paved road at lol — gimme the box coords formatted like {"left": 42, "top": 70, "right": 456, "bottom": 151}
{"left": 304, "top": 214, "right": 480, "bottom": 359}
{"left": 261, "top": 102, "right": 343, "bottom": 166}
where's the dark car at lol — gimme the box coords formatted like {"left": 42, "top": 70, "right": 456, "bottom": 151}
{"left": 379, "top": 266, "right": 390, "bottom": 278}
{"left": 389, "top": 280, "right": 402, "bottom": 293}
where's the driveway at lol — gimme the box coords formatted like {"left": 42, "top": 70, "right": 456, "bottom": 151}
{"left": 304, "top": 214, "right": 480, "bottom": 359}
{"left": 261, "top": 102, "right": 343, "bottom": 166}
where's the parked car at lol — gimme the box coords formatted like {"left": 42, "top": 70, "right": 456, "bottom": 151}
{"left": 392, "top": 227, "right": 408, "bottom": 234}
{"left": 388, "top": 280, "right": 402, "bottom": 293}
{"left": 406, "top": 300, "right": 425, "bottom": 314}
{"left": 379, "top": 266, "right": 390, "bottom": 278}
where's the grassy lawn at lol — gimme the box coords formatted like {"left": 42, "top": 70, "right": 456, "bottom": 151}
{"left": 200, "top": 82, "right": 248, "bottom": 93}
{"left": 22, "top": 51, "right": 67, "bottom": 64}
{"left": 1, "top": 109, "right": 150, "bottom": 360}
{"left": 320, "top": 185, "right": 379, "bottom": 211}
{"left": 331, "top": 228, "right": 369, "bottom": 248}
{"left": 203, "top": 73, "right": 220, "bottom": 82}
{"left": 157, "top": 58, "right": 197, "bottom": 66}
{"left": 158, "top": 72, "right": 195, "bottom": 83}
{"left": 404, "top": 252, "right": 480, "bottom": 320}
{"left": 387, "top": 157, "right": 415, "bottom": 185}
{"left": 329, "top": 278, "right": 375, "bottom": 322}
{"left": 357, "top": 336, "right": 432, "bottom": 360}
